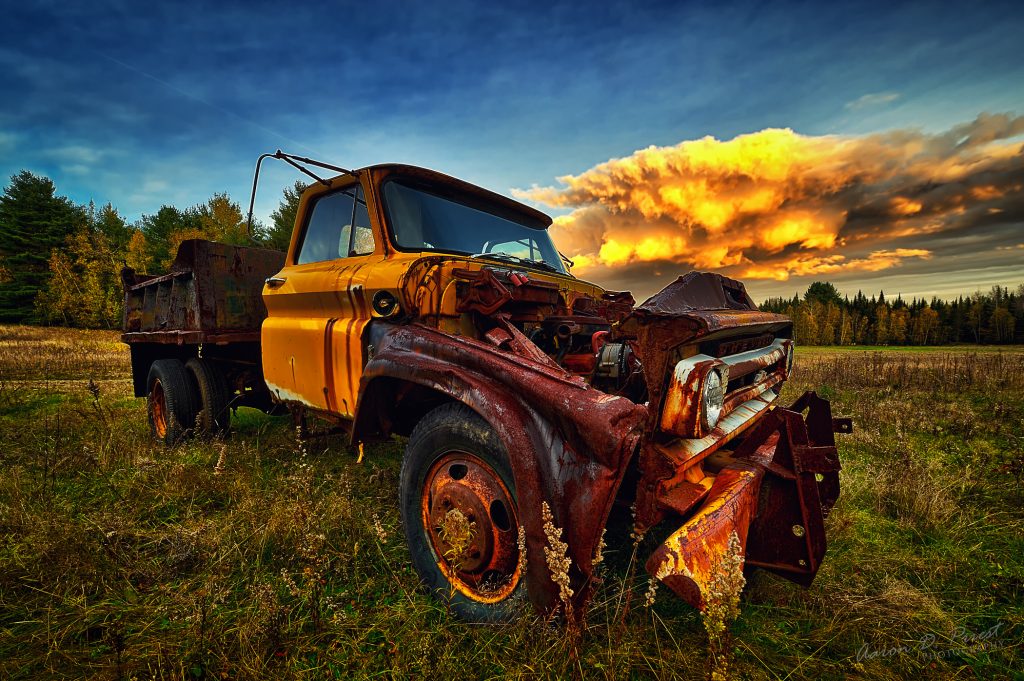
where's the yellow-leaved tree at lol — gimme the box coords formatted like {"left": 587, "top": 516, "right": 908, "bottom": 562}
{"left": 36, "top": 226, "right": 123, "bottom": 328}
{"left": 162, "top": 193, "right": 250, "bottom": 269}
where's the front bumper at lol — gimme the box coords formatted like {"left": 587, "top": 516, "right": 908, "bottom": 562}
{"left": 644, "top": 391, "right": 851, "bottom": 609}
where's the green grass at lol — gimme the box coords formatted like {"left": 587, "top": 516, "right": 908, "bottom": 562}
{"left": 1, "top": 327, "right": 1021, "bottom": 679}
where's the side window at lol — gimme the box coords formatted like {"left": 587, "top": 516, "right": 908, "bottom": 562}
{"left": 351, "top": 186, "right": 375, "bottom": 256}
{"left": 295, "top": 183, "right": 376, "bottom": 264}
{"left": 296, "top": 189, "right": 356, "bottom": 264}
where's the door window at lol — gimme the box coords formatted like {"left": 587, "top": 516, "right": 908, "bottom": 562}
{"left": 295, "top": 183, "right": 376, "bottom": 264}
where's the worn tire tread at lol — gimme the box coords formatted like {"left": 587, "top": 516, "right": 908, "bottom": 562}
{"left": 186, "top": 358, "right": 231, "bottom": 438}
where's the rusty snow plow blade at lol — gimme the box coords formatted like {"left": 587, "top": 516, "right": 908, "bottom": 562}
{"left": 645, "top": 391, "right": 851, "bottom": 609}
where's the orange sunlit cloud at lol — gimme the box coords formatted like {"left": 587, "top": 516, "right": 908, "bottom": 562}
{"left": 516, "top": 113, "right": 1024, "bottom": 292}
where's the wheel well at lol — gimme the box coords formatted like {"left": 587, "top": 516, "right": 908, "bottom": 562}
{"left": 128, "top": 343, "right": 197, "bottom": 397}
{"left": 354, "top": 377, "right": 459, "bottom": 441}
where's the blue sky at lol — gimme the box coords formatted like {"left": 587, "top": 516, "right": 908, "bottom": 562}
{"left": 2, "top": 0, "right": 1022, "bottom": 300}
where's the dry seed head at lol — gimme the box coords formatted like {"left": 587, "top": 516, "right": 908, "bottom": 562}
{"left": 541, "top": 502, "right": 574, "bottom": 605}
{"left": 700, "top": 533, "right": 745, "bottom": 681}
{"left": 629, "top": 502, "right": 646, "bottom": 545}
{"left": 437, "top": 508, "right": 476, "bottom": 564}
{"left": 592, "top": 528, "right": 607, "bottom": 566}
{"left": 517, "top": 526, "right": 527, "bottom": 575}
{"left": 644, "top": 558, "right": 675, "bottom": 607}
{"left": 213, "top": 444, "right": 227, "bottom": 475}
{"left": 702, "top": 530, "right": 746, "bottom": 640}
{"left": 280, "top": 568, "right": 301, "bottom": 598}
{"left": 372, "top": 513, "right": 389, "bottom": 544}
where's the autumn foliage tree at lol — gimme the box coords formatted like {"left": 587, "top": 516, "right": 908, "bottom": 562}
{"left": 762, "top": 283, "right": 1022, "bottom": 346}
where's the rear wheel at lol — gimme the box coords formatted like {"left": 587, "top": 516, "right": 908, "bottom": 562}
{"left": 400, "top": 403, "right": 525, "bottom": 622}
{"left": 147, "top": 359, "right": 200, "bottom": 446}
{"left": 185, "top": 358, "right": 231, "bottom": 438}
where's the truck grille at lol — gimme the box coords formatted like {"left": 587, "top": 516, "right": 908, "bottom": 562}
{"left": 704, "top": 333, "right": 775, "bottom": 358}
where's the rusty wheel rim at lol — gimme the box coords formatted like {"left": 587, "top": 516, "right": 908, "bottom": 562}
{"left": 151, "top": 379, "right": 168, "bottom": 439}
{"left": 421, "top": 451, "right": 521, "bottom": 603}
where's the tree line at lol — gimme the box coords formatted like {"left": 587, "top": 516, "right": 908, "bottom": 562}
{"left": 760, "top": 281, "right": 1023, "bottom": 346}
{"left": 0, "top": 170, "right": 305, "bottom": 326}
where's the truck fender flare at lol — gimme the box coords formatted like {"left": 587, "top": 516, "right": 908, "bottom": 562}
{"left": 353, "top": 323, "right": 647, "bottom": 614}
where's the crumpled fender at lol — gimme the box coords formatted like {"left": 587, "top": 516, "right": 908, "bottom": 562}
{"left": 354, "top": 322, "right": 647, "bottom": 613}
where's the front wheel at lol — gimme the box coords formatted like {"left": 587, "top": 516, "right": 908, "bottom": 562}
{"left": 399, "top": 403, "right": 526, "bottom": 622}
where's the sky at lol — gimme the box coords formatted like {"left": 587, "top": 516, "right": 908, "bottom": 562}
{"left": 1, "top": 0, "right": 1022, "bottom": 302}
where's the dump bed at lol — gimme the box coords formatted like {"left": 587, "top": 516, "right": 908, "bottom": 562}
{"left": 121, "top": 239, "right": 285, "bottom": 345}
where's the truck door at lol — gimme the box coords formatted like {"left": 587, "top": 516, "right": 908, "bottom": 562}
{"left": 261, "top": 179, "right": 382, "bottom": 417}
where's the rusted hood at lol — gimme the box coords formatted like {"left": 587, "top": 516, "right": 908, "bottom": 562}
{"left": 635, "top": 271, "right": 756, "bottom": 315}
{"left": 618, "top": 272, "right": 792, "bottom": 425}
{"left": 622, "top": 271, "right": 789, "bottom": 337}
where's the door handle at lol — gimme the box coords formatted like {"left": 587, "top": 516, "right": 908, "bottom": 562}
{"left": 265, "top": 276, "right": 287, "bottom": 288}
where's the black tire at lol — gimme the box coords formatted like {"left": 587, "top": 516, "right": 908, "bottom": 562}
{"left": 185, "top": 358, "right": 231, "bottom": 438}
{"left": 147, "top": 359, "right": 200, "bottom": 446}
{"left": 399, "top": 402, "right": 526, "bottom": 622}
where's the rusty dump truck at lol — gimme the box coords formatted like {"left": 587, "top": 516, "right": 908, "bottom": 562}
{"left": 121, "top": 151, "right": 849, "bottom": 621}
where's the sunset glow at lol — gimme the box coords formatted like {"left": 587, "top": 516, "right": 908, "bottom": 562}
{"left": 518, "top": 114, "right": 1023, "bottom": 298}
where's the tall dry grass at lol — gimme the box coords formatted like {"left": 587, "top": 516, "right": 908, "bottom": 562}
{"left": 0, "top": 325, "right": 128, "bottom": 381}
{"left": 1, "top": 327, "right": 1021, "bottom": 679}
{"left": 794, "top": 348, "right": 1024, "bottom": 392}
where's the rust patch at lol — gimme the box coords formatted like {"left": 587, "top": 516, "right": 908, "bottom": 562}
{"left": 423, "top": 451, "right": 522, "bottom": 603}
{"left": 645, "top": 462, "right": 762, "bottom": 609}
{"left": 644, "top": 391, "right": 852, "bottom": 607}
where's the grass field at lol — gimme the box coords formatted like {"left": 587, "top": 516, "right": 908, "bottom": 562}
{"left": 1, "top": 325, "right": 1021, "bottom": 680}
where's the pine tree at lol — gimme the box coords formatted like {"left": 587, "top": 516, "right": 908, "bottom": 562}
{"left": 263, "top": 180, "right": 307, "bottom": 251}
{"left": 95, "top": 203, "right": 132, "bottom": 250}
{"left": 0, "top": 171, "right": 84, "bottom": 322}
{"left": 803, "top": 281, "right": 843, "bottom": 307}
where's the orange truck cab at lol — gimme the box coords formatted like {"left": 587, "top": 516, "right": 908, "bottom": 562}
{"left": 122, "top": 152, "right": 850, "bottom": 622}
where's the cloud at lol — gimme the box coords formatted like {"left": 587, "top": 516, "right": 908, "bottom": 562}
{"left": 741, "top": 249, "right": 933, "bottom": 281}
{"left": 516, "top": 113, "right": 1024, "bottom": 295}
{"left": 46, "top": 145, "right": 104, "bottom": 165}
{"left": 0, "top": 131, "right": 17, "bottom": 153}
{"left": 845, "top": 92, "right": 900, "bottom": 110}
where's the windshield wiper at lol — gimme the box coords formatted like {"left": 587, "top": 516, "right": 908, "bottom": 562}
{"left": 470, "top": 252, "right": 560, "bottom": 273}
{"left": 523, "top": 259, "right": 560, "bottom": 273}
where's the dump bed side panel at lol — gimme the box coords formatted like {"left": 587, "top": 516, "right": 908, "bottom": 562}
{"left": 122, "top": 240, "right": 285, "bottom": 344}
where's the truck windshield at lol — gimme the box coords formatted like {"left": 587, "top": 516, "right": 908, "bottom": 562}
{"left": 383, "top": 180, "right": 567, "bottom": 274}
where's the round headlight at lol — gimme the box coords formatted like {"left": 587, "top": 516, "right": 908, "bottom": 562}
{"left": 701, "top": 369, "right": 725, "bottom": 431}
